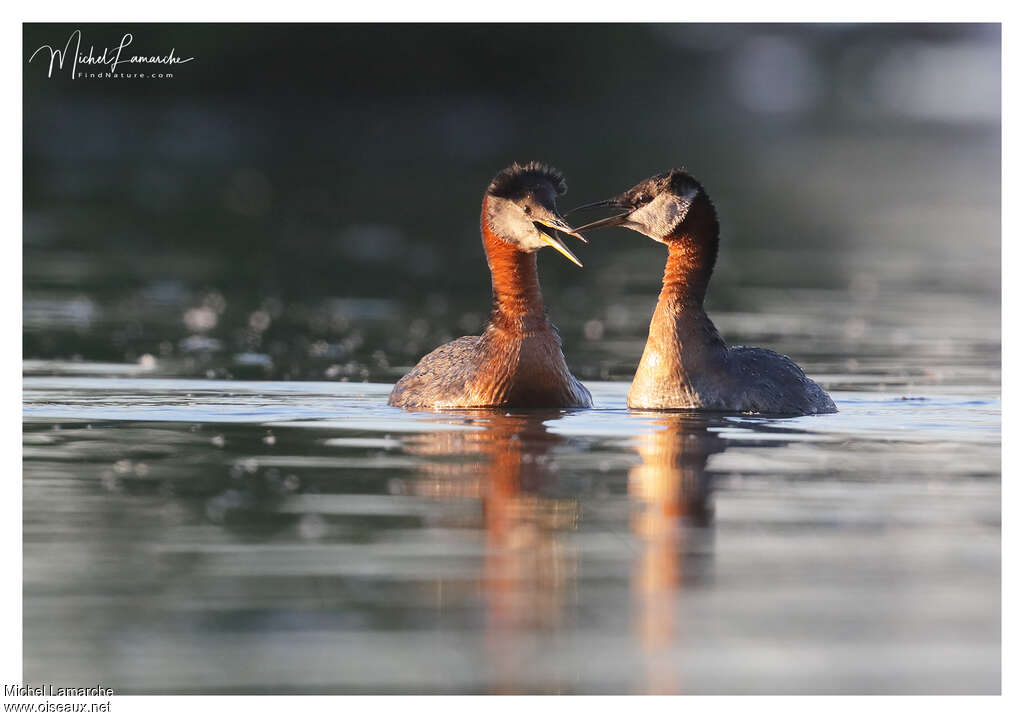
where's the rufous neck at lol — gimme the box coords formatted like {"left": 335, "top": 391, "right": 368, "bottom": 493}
{"left": 657, "top": 193, "right": 719, "bottom": 309}
{"left": 481, "top": 197, "right": 547, "bottom": 332}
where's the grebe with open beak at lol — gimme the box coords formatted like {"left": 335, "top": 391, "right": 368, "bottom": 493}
{"left": 389, "top": 162, "right": 592, "bottom": 409}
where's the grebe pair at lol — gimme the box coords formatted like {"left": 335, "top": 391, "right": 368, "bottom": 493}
{"left": 388, "top": 163, "right": 836, "bottom": 416}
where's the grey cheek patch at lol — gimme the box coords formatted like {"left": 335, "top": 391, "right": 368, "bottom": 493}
{"left": 487, "top": 197, "right": 522, "bottom": 240}
{"left": 487, "top": 196, "right": 546, "bottom": 250}
{"left": 630, "top": 187, "right": 699, "bottom": 238}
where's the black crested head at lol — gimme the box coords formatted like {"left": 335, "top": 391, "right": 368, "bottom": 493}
{"left": 570, "top": 165, "right": 716, "bottom": 245}
{"left": 481, "top": 161, "right": 585, "bottom": 267}
{"left": 623, "top": 166, "right": 704, "bottom": 205}
{"left": 487, "top": 162, "right": 567, "bottom": 203}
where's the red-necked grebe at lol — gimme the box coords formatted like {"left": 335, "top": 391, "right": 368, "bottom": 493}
{"left": 388, "top": 162, "right": 592, "bottom": 409}
{"left": 573, "top": 168, "right": 836, "bottom": 415}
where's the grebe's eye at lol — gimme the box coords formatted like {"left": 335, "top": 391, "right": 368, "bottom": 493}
{"left": 634, "top": 193, "right": 651, "bottom": 207}
{"left": 522, "top": 205, "right": 532, "bottom": 215}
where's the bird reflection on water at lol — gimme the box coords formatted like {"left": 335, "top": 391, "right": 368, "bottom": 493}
{"left": 21, "top": 379, "right": 1001, "bottom": 693}
{"left": 400, "top": 411, "right": 578, "bottom": 692}
{"left": 398, "top": 409, "right": 727, "bottom": 693}
{"left": 628, "top": 415, "right": 725, "bottom": 693}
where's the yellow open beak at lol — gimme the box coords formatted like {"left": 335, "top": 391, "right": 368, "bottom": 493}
{"left": 535, "top": 216, "right": 588, "bottom": 244}
{"left": 540, "top": 231, "right": 583, "bottom": 267}
{"left": 534, "top": 215, "right": 586, "bottom": 267}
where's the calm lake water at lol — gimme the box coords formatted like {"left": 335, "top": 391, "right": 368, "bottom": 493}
{"left": 23, "top": 370, "right": 1000, "bottom": 694}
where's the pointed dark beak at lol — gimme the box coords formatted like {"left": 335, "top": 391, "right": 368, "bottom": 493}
{"left": 568, "top": 196, "right": 632, "bottom": 234}
{"left": 533, "top": 212, "right": 588, "bottom": 244}
{"left": 567, "top": 198, "right": 624, "bottom": 214}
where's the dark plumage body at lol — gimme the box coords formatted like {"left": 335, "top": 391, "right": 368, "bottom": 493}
{"left": 388, "top": 327, "right": 591, "bottom": 410}
{"left": 574, "top": 169, "right": 836, "bottom": 416}
{"left": 627, "top": 291, "right": 836, "bottom": 414}
{"left": 389, "top": 164, "right": 591, "bottom": 410}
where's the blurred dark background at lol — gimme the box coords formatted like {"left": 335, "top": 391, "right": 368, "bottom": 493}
{"left": 23, "top": 24, "right": 1001, "bottom": 385}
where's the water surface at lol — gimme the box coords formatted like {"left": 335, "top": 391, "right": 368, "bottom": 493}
{"left": 23, "top": 373, "right": 1000, "bottom": 694}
